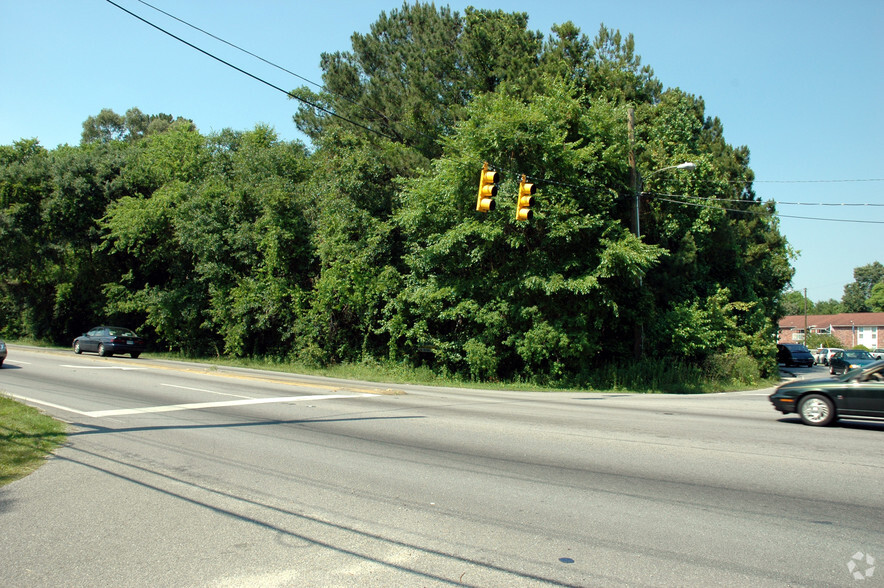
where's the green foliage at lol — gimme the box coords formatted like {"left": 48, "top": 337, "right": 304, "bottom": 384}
{"left": 780, "top": 289, "right": 812, "bottom": 316}
{"left": 869, "top": 282, "right": 884, "bottom": 312}
{"left": 702, "top": 348, "right": 760, "bottom": 387}
{"left": 842, "top": 261, "right": 884, "bottom": 312}
{"left": 813, "top": 298, "right": 844, "bottom": 314}
{"left": 388, "top": 82, "right": 663, "bottom": 380}
{"left": 805, "top": 332, "right": 841, "bottom": 349}
{"left": 0, "top": 7, "right": 795, "bottom": 389}
{"left": 81, "top": 107, "right": 192, "bottom": 145}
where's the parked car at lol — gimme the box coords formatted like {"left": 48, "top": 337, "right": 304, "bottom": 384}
{"left": 824, "top": 348, "right": 843, "bottom": 365}
{"left": 770, "top": 359, "right": 884, "bottom": 426}
{"left": 0, "top": 338, "right": 6, "bottom": 367}
{"left": 813, "top": 347, "right": 829, "bottom": 365}
{"left": 776, "top": 343, "right": 814, "bottom": 367}
{"left": 73, "top": 326, "right": 146, "bottom": 358}
{"left": 828, "top": 349, "right": 877, "bottom": 375}
{"left": 871, "top": 348, "right": 884, "bottom": 360}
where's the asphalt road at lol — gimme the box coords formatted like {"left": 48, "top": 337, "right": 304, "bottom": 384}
{"left": 1, "top": 346, "right": 882, "bottom": 587}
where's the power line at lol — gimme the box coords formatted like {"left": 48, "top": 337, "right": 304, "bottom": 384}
{"left": 753, "top": 178, "right": 884, "bottom": 183}
{"left": 653, "top": 192, "right": 884, "bottom": 208}
{"left": 105, "top": 0, "right": 884, "bottom": 205}
{"left": 651, "top": 195, "right": 884, "bottom": 225}
{"left": 134, "top": 0, "right": 323, "bottom": 91}
{"left": 132, "top": 0, "right": 438, "bottom": 147}
{"left": 104, "top": 0, "right": 395, "bottom": 141}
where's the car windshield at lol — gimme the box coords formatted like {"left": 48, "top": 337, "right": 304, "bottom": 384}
{"left": 844, "top": 350, "right": 872, "bottom": 359}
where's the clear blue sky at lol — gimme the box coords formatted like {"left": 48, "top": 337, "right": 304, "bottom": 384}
{"left": 2, "top": 0, "right": 882, "bottom": 303}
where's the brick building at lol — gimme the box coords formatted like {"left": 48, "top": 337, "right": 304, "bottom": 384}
{"left": 778, "top": 313, "right": 884, "bottom": 349}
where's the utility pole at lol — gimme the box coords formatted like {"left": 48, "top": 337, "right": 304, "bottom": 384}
{"left": 628, "top": 108, "right": 640, "bottom": 237}
{"left": 804, "top": 288, "right": 808, "bottom": 347}
{"left": 628, "top": 107, "right": 642, "bottom": 359}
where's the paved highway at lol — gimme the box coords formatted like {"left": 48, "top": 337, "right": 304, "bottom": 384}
{"left": 1, "top": 346, "right": 881, "bottom": 586}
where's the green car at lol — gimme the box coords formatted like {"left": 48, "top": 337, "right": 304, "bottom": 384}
{"left": 770, "top": 360, "right": 884, "bottom": 426}
{"left": 828, "top": 349, "right": 877, "bottom": 375}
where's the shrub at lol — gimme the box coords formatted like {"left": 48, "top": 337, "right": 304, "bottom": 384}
{"left": 703, "top": 348, "right": 760, "bottom": 386}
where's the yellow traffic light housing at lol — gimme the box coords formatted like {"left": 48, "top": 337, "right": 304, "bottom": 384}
{"left": 476, "top": 162, "right": 498, "bottom": 213}
{"left": 516, "top": 174, "right": 535, "bottom": 221}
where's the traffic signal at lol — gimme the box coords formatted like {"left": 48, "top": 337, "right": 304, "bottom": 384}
{"left": 476, "top": 162, "right": 498, "bottom": 213}
{"left": 516, "top": 174, "right": 535, "bottom": 221}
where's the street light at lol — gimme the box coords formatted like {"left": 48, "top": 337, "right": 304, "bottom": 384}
{"left": 627, "top": 154, "right": 696, "bottom": 360}
{"left": 634, "top": 161, "right": 697, "bottom": 240}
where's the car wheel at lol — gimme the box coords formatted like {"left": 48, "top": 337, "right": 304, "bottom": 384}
{"left": 829, "top": 365, "right": 835, "bottom": 375}
{"left": 98, "top": 343, "right": 112, "bottom": 357}
{"left": 131, "top": 352, "right": 140, "bottom": 359}
{"left": 799, "top": 394, "right": 836, "bottom": 426}
{"left": 74, "top": 341, "right": 82, "bottom": 354}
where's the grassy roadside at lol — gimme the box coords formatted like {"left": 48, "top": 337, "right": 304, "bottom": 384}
{"left": 7, "top": 338, "right": 779, "bottom": 394}
{"left": 148, "top": 351, "right": 778, "bottom": 394}
{"left": 0, "top": 394, "right": 67, "bottom": 487}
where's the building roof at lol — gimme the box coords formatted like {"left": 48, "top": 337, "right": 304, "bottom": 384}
{"left": 779, "top": 312, "right": 884, "bottom": 329}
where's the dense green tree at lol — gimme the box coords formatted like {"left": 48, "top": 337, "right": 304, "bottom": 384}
{"left": 387, "top": 80, "right": 660, "bottom": 380}
{"left": 629, "top": 89, "right": 791, "bottom": 369}
{"left": 813, "top": 298, "right": 844, "bottom": 314}
{"left": 293, "top": 2, "right": 465, "bottom": 160}
{"left": 780, "top": 290, "right": 813, "bottom": 317}
{"left": 0, "top": 6, "right": 797, "bottom": 384}
{"left": 458, "top": 8, "right": 544, "bottom": 99}
{"left": 842, "top": 261, "right": 884, "bottom": 312}
{"left": 296, "top": 129, "right": 405, "bottom": 364}
{"left": 81, "top": 107, "right": 192, "bottom": 145}
{"left": 193, "top": 127, "right": 313, "bottom": 357}
{"left": 0, "top": 140, "right": 53, "bottom": 337}
{"left": 806, "top": 332, "right": 841, "bottom": 349}
{"left": 868, "top": 282, "right": 884, "bottom": 312}
{"left": 102, "top": 125, "right": 313, "bottom": 356}
{"left": 293, "top": 3, "right": 548, "bottom": 162}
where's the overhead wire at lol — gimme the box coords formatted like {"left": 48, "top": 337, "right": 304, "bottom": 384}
{"left": 108, "top": 1, "right": 883, "bottom": 225}
{"left": 649, "top": 194, "right": 884, "bottom": 225}
{"left": 132, "top": 0, "right": 414, "bottom": 140}
{"left": 103, "top": 0, "right": 396, "bottom": 140}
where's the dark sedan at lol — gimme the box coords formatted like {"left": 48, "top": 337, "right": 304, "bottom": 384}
{"left": 73, "top": 326, "right": 146, "bottom": 358}
{"left": 828, "top": 349, "right": 877, "bottom": 375}
{"left": 770, "top": 360, "right": 884, "bottom": 426}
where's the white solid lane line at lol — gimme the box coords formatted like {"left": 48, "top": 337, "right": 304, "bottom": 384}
{"left": 8, "top": 393, "right": 374, "bottom": 418}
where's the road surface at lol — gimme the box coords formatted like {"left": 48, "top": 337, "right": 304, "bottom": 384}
{"left": 1, "top": 346, "right": 881, "bottom": 586}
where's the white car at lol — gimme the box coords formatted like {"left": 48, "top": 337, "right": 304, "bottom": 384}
{"left": 825, "top": 348, "right": 843, "bottom": 365}
{"left": 871, "top": 348, "right": 884, "bottom": 360}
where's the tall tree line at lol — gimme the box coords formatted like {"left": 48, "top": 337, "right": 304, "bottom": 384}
{"left": 781, "top": 261, "right": 884, "bottom": 315}
{"left": 0, "top": 5, "right": 792, "bottom": 382}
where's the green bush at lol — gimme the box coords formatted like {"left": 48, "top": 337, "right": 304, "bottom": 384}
{"left": 703, "top": 348, "right": 760, "bottom": 386}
